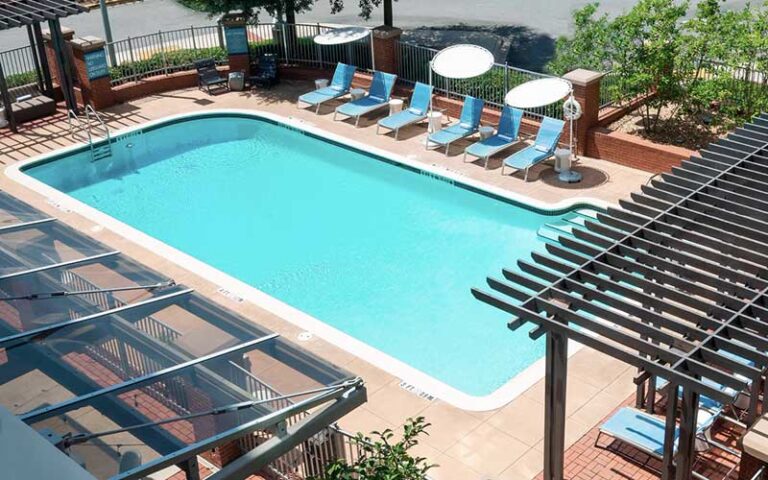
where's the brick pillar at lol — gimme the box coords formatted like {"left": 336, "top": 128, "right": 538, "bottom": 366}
{"left": 221, "top": 15, "right": 249, "bottom": 75}
{"left": 70, "top": 36, "right": 115, "bottom": 109}
{"left": 183, "top": 379, "right": 244, "bottom": 468}
{"left": 562, "top": 68, "right": 604, "bottom": 156}
{"left": 372, "top": 26, "right": 402, "bottom": 74}
{"left": 42, "top": 26, "right": 75, "bottom": 101}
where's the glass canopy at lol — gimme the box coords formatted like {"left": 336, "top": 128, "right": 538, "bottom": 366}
{"left": 0, "top": 191, "right": 365, "bottom": 480}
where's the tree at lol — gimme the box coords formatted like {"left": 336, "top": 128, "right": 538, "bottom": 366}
{"left": 310, "top": 417, "right": 435, "bottom": 480}
{"left": 179, "top": 0, "right": 315, "bottom": 22}
{"left": 329, "top": 0, "right": 396, "bottom": 26}
{"left": 182, "top": 0, "right": 396, "bottom": 25}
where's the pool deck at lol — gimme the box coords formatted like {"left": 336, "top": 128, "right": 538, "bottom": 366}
{"left": 0, "top": 82, "right": 653, "bottom": 480}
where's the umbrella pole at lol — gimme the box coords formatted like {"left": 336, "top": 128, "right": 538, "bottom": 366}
{"left": 426, "top": 65, "right": 433, "bottom": 148}
{"left": 369, "top": 32, "right": 376, "bottom": 71}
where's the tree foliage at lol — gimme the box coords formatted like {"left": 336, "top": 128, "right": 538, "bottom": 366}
{"left": 180, "top": 0, "right": 395, "bottom": 23}
{"left": 309, "top": 417, "right": 435, "bottom": 480}
{"left": 549, "top": 0, "right": 768, "bottom": 132}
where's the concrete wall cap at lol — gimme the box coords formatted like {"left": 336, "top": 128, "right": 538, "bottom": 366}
{"left": 42, "top": 26, "right": 75, "bottom": 41}
{"left": 70, "top": 36, "right": 106, "bottom": 52}
{"left": 563, "top": 68, "right": 604, "bottom": 87}
{"left": 372, "top": 26, "right": 403, "bottom": 39}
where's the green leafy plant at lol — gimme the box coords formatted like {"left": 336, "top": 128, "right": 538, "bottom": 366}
{"left": 310, "top": 417, "right": 435, "bottom": 480}
{"left": 549, "top": 0, "right": 768, "bottom": 136}
{"left": 6, "top": 71, "right": 37, "bottom": 89}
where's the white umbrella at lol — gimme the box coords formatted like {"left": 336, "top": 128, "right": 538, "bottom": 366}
{"left": 313, "top": 26, "right": 375, "bottom": 70}
{"left": 428, "top": 44, "right": 495, "bottom": 120}
{"left": 505, "top": 77, "right": 580, "bottom": 161}
{"left": 430, "top": 44, "right": 495, "bottom": 79}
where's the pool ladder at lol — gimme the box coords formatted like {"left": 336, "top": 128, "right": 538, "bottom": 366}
{"left": 67, "top": 106, "right": 112, "bottom": 162}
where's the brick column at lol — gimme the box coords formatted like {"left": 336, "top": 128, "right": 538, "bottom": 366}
{"left": 372, "top": 26, "right": 402, "bottom": 74}
{"left": 70, "top": 36, "right": 115, "bottom": 109}
{"left": 42, "top": 26, "right": 75, "bottom": 101}
{"left": 221, "top": 15, "right": 249, "bottom": 75}
{"left": 562, "top": 68, "right": 604, "bottom": 156}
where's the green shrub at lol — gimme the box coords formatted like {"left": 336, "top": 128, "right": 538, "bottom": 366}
{"left": 310, "top": 417, "right": 435, "bottom": 480}
{"left": 6, "top": 71, "right": 37, "bottom": 89}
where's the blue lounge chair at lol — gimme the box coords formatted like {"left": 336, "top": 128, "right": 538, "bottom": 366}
{"left": 427, "top": 96, "right": 485, "bottom": 155}
{"left": 464, "top": 106, "right": 523, "bottom": 169}
{"left": 598, "top": 407, "right": 739, "bottom": 478}
{"left": 501, "top": 116, "right": 565, "bottom": 181}
{"left": 598, "top": 407, "right": 678, "bottom": 458}
{"left": 334, "top": 71, "right": 398, "bottom": 127}
{"left": 297, "top": 63, "right": 356, "bottom": 113}
{"left": 377, "top": 82, "right": 433, "bottom": 139}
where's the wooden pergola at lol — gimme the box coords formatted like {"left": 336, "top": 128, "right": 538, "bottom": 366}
{"left": 473, "top": 113, "right": 768, "bottom": 480}
{"left": 0, "top": 0, "right": 86, "bottom": 132}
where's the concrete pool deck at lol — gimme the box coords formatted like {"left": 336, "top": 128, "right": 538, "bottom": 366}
{"left": 0, "top": 82, "right": 652, "bottom": 480}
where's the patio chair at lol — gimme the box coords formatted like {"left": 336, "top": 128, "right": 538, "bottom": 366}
{"left": 598, "top": 406, "right": 741, "bottom": 478}
{"left": 195, "top": 58, "right": 227, "bottom": 95}
{"left": 297, "top": 63, "right": 357, "bottom": 114}
{"left": 463, "top": 106, "right": 523, "bottom": 169}
{"left": 376, "top": 82, "right": 433, "bottom": 139}
{"left": 501, "top": 116, "right": 565, "bottom": 181}
{"left": 334, "top": 71, "right": 398, "bottom": 127}
{"left": 249, "top": 53, "right": 278, "bottom": 89}
{"left": 426, "top": 95, "right": 485, "bottom": 155}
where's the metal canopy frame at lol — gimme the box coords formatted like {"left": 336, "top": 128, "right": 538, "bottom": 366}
{"left": 473, "top": 113, "right": 768, "bottom": 480}
{"left": 0, "top": 0, "right": 85, "bottom": 131}
{"left": 0, "top": 191, "right": 367, "bottom": 480}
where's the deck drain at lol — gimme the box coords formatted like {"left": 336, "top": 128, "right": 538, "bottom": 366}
{"left": 398, "top": 381, "right": 435, "bottom": 401}
{"left": 45, "top": 198, "right": 71, "bottom": 213}
{"left": 297, "top": 331, "right": 313, "bottom": 342}
{"left": 216, "top": 287, "right": 243, "bottom": 303}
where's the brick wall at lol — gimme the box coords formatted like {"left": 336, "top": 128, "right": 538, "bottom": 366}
{"left": 586, "top": 127, "right": 693, "bottom": 173}
{"left": 112, "top": 67, "right": 228, "bottom": 103}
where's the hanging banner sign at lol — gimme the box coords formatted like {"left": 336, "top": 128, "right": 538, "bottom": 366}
{"left": 224, "top": 25, "right": 249, "bottom": 55}
{"left": 84, "top": 48, "right": 110, "bottom": 81}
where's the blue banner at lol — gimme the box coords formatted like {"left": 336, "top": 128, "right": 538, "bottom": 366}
{"left": 224, "top": 26, "right": 249, "bottom": 55}
{"left": 84, "top": 49, "right": 110, "bottom": 81}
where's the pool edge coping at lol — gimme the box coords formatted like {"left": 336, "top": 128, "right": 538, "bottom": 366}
{"left": 6, "top": 108, "right": 610, "bottom": 412}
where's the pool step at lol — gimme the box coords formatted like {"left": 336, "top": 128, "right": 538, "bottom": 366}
{"left": 91, "top": 143, "right": 113, "bottom": 161}
{"left": 536, "top": 208, "right": 604, "bottom": 244}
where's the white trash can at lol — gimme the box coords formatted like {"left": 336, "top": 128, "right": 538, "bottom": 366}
{"left": 389, "top": 99, "right": 404, "bottom": 115}
{"left": 350, "top": 88, "right": 366, "bottom": 101}
{"left": 479, "top": 126, "right": 495, "bottom": 140}
{"left": 427, "top": 111, "right": 443, "bottom": 134}
{"left": 228, "top": 72, "right": 245, "bottom": 91}
{"left": 315, "top": 78, "right": 329, "bottom": 89}
{"left": 554, "top": 148, "right": 571, "bottom": 173}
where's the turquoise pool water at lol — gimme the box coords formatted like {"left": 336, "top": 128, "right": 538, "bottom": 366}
{"left": 24, "top": 113, "right": 573, "bottom": 397}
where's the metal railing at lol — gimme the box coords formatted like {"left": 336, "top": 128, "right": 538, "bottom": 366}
{"left": 246, "top": 23, "right": 373, "bottom": 71}
{"left": 395, "top": 41, "right": 561, "bottom": 119}
{"left": 59, "top": 268, "right": 182, "bottom": 344}
{"left": 107, "top": 25, "right": 226, "bottom": 85}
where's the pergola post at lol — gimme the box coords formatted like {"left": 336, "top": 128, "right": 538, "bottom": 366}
{"left": 0, "top": 62, "right": 18, "bottom": 133}
{"left": 26, "top": 25, "right": 45, "bottom": 94}
{"left": 662, "top": 383, "right": 679, "bottom": 480}
{"left": 543, "top": 328, "right": 568, "bottom": 480}
{"left": 48, "top": 18, "right": 78, "bottom": 113}
{"left": 33, "top": 23, "right": 54, "bottom": 96}
{"left": 675, "top": 387, "right": 700, "bottom": 480}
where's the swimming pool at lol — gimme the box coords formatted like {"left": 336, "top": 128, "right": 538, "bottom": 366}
{"left": 13, "top": 111, "right": 593, "bottom": 409}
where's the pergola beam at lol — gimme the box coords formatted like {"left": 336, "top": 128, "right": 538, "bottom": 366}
{"left": 474, "top": 116, "right": 768, "bottom": 480}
